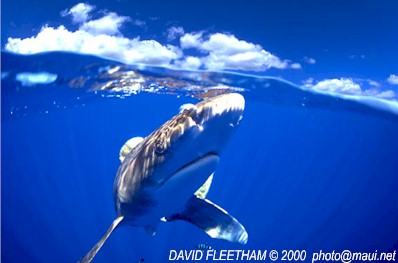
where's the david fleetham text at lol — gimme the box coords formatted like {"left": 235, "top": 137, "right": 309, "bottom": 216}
{"left": 169, "top": 250, "right": 267, "bottom": 261}
{"left": 169, "top": 249, "right": 397, "bottom": 262}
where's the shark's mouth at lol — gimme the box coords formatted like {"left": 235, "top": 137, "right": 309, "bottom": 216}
{"left": 174, "top": 152, "right": 218, "bottom": 174}
{"left": 167, "top": 153, "right": 220, "bottom": 187}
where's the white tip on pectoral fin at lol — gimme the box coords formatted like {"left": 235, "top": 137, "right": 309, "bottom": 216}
{"left": 78, "top": 216, "right": 124, "bottom": 263}
{"left": 166, "top": 196, "right": 248, "bottom": 245}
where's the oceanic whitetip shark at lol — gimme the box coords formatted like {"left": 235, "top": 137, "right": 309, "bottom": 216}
{"left": 79, "top": 93, "right": 248, "bottom": 263}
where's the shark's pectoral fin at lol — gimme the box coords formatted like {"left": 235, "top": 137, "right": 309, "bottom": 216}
{"left": 79, "top": 216, "right": 124, "bottom": 263}
{"left": 166, "top": 196, "right": 248, "bottom": 244}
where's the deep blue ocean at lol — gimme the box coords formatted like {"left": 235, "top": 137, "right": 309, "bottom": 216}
{"left": 2, "top": 51, "right": 398, "bottom": 263}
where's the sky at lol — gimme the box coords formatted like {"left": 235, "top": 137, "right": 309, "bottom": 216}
{"left": 2, "top": 0, "right": 398, "bottom": 99}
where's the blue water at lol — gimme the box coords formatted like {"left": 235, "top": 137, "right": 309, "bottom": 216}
{"left": 2, "top": 51, "right": 398, "bottom": 263}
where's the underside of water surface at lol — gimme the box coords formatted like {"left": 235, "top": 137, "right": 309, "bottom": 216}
{"left": 2, "top": 51, "right": 398, "bottom": 263}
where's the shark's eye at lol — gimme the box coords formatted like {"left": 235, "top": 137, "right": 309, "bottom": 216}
{"left": 154, "top": 139, "right": 166, "bottom": 154}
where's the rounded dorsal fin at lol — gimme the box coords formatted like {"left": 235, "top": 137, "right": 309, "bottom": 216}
{"left": 119, "top": 137, "right": 144, "bottom": 162}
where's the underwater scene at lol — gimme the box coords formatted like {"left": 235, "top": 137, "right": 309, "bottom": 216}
{"left": 2, "top": 50, "right": 398, "bottom": 263}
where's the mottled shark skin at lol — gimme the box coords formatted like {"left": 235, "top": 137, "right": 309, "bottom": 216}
{"left": 79, "top": 93, "right": 247, "bottom": 263}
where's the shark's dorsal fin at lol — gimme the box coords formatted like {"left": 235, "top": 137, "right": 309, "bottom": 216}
{"left": 79, "top": 216, "right": 124, "bottom": 263}
{"left": 166, "top": 196, "right": 248, "bottom": 244}
{"left": 119, "top": 137, "right": 144, "bottom": 162}
{"left": 194, "top": 173, "right": 214, "bottom": 199}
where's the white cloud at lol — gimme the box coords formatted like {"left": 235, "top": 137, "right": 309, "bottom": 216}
{"left": 201, "top": 33, "right": 257, "bottom": 54}
{"left": 80, "top": 12, "right": 130, "bottom": 36}
{"left": 61, "top": 3, "right": 94, "bottom": 24}
{"left": 367, "top": 80, "right": 381, "bottom": 88}
{"left": 303, "top": 56, "right": 316, "bottom": 64}
{"left": 122, "top": 40, "right": 180, "bottom": 64}
{"left": 5, "top": 3, "right": 299, "bottom": 72}
{"left": 179, "top": 32, "right": 292, "bottom": 71}
{"left": 306, "top": 77, "right": 396, "bottom": 99}
{"left": 311, "top": 78, "right": 362, "bottom": 95}
{"left": 167, "top": 26, "right": 185, "bottom": 41}
{"left": 5, "top": 4, "right": 180, "bottom": 66}
{"left": 180, "top": 32, "right": 204, "bottom": 49}
{"left": 5, "top": 26, "right": 180, "bottom": 66}
{"left": 174, "top": 56, "right": 202, "bottom": 70}
{"left": 290, "top": 63, "right": 302, "bottom": 69}
{"left": 387, "top": 74, "right": 398, "bottom": 85}
{"left": 6, "top": 26, "right": 83, "bottom": 54}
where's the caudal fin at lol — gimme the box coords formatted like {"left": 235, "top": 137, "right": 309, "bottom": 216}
{"left": 79, "top": 216, "right": 124, "bottom": 263}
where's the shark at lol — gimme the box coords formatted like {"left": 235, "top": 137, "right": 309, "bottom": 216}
{"left": 79, "top": 93, "right": 248, "bottom": 263}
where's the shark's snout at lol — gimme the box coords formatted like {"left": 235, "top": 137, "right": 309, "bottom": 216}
{"left": 192, "top": 93, "right": 245, "bottom": 129}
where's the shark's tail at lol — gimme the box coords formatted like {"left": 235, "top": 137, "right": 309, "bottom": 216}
{"left": 79, "top": 216, "right": 124, "bottom": 263}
